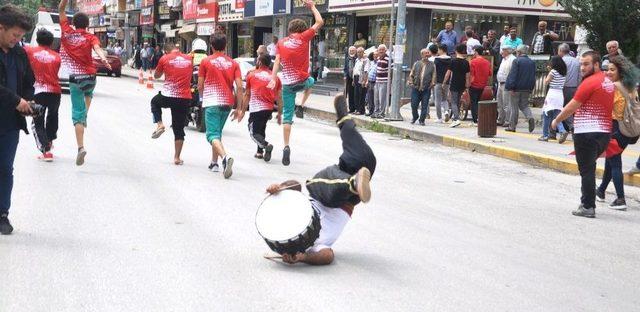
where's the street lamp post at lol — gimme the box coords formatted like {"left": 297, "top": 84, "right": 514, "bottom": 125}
{"left": 387, "top": 0, "right": 406, "bottom": 121}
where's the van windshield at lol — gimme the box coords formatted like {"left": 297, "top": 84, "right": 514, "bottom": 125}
{"left": 51, "top": 15, "right": 60, "bottom": 24}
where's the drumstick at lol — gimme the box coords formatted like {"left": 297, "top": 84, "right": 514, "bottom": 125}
{"left": 264, "top": 254, "right": 283, "bottom": 260}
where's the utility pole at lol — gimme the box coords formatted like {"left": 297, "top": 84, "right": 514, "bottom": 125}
{"left": 387, "top": 0, "right": 406, "bottom": 121}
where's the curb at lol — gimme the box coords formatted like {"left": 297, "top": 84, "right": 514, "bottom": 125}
{"left": 304, "top": 106, "right": 640, "bottom": 188}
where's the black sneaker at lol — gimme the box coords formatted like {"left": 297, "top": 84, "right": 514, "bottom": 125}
{"left": 263, "top": 144, "right": 273, "bottom": 162}
{"left": 222, "top": 156, "right": 234, "bottom": 179}
{"left": 572, "top": 205, "right": 596, "bottom": 218}
{"left": 596, "top": 188, "right": 605, "bottom": 202}
{"left": 609, "top": 198, "right": 627, "bottom": 210}
{"left": 0, "top": 214, "right": 13, "bottom": 235}
{"left": 333, "top": 94, "right": 349, "bottom": 122}
{"left": 528, "top": 118, "right": 535, "bottom": 133}
{"left": 295, "top": 105, "right": 304, "bottom": 119}
{"left": 282, "top": 146, "right": 291, "bottom": 166}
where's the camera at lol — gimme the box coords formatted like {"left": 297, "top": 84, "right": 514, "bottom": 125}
{"left": 23, "top": 101, "right": 45, "bottom": 118}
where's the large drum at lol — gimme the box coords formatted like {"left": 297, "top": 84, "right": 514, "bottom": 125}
{"left": 255, "top": 190, "right": 321, "bottom": 255}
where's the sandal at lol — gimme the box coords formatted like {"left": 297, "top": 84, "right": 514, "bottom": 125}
{"left": 254, "top": 153, "right": 264, "bottom": 159}
{"left": 151, "top": 127, "right": 165, "bottom": 139}
{"left": 174, "top": 159, "right": 184, "bottom": 165}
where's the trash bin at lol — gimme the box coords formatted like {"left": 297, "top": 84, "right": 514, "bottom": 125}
{"left": 478, "top": 101, "right": 497, "bottom": 138}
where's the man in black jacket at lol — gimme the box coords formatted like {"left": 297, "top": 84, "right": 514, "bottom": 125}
{"left": 505, "top": 44, "right": 536, "bottom": 133}
{"left": 0, "top": 5, "right": 35, "bottom": 235}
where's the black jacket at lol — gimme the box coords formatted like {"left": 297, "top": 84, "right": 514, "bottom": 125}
{"left": 0, "top": 45, "right": 35, "bottom": 134}
{"left": 505, "top": 55, "right": 536, "bottom": 92}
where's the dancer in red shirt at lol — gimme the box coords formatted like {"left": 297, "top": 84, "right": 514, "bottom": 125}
{"left": 25, "top": 29, "right": 61, "bottom": 161}
{"left": 268, "top": 0, "right": 323, "bottom": 166}
{"left": 241, "top": 55, "right": 283, "bottom": 162}
{"left": 150, "top": 43, "right": 193, "bottom": 165}
{"left": 59, "top": 0, "right": 111, "bottom": 166}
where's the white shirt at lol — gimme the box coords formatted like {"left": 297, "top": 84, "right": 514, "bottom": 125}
{"left": 318, "top": 40, "right": 326, "bottom": 58}
{"left": 267, "top": 43, "right": 277, "bottom": 57}
{"left": 497, "top": 54, "right": 516, "bottom": 83}
{"left": 353, "top": 57, "right": 365, "bottom": 79}
{"left": 499, "top": 34, "right": 509, "bottom": 46}
{"left": 307, "top": 199, "right": 350, "bottom": 253}
{"left": 466, "top": 38, "right": 481, "bottom": 55}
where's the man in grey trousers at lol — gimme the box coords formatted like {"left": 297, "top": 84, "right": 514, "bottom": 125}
{"left": 559, "top": 43, "right": 579, "bottom": 132}
{"left": 373, "top": 45, "right": 389, "bottom": 118}
{"left": 505, "top": 44, "right": 536, "bottom": 133}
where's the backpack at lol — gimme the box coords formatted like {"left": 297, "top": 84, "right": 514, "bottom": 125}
{"left": 616, "top": 82, "right": 640, "bottom": 138}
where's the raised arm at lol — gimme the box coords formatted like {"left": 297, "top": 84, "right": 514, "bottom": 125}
{"left": 59, "top": 0, "right": 68, "bottom": 24}
{"left": 268, "top": 54, "right": 281, "bottom": 89}
{"left": 266, "top": 180, "right": 302, "bottom": 194}
{"left": 306, "top": 1, "right": 324, "bottom": 32}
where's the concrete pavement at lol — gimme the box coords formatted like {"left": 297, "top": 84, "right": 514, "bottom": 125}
{"left": 1, "top": 75, "right": 640, "bottom": 311}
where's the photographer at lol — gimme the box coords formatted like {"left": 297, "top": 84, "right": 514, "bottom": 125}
{"left": 0, "top": 4, "right": 35, "bottom": 235}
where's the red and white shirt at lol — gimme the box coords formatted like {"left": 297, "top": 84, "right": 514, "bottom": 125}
{"left": 246, "top": 67, "right": 281, "bottom": 113}
{"left": 572, "top": 71, "right": 615, "bottom": 134}
{"left": 60, "top": 18, "right": 99, "bottom": 75}
{"left": 157, "top": 51, "right": 192, "bottom": 99}
{"left": 198, "top": 52, "right": 241, "bottom": 108}
{"left": 276, "top": 28, "right": 315, "bottom": 85}
{"left": 25, "top": 46, "right": 61, "bottom": 94}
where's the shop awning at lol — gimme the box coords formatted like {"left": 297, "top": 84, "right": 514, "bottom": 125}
{"left": 164, "top": 29, "right": 178, "bottom": 38}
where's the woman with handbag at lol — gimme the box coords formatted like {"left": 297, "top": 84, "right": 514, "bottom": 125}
{"left": 596, "top": 55, "right": 640, "bottom": 210}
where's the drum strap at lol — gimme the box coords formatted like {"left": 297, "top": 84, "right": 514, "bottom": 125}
{"left": 306, "top": 177, "right": 358, "bottom": 195}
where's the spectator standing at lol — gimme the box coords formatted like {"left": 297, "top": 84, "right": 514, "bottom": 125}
{"left": 354, "top": 32, "right": 367, "bottom": 49}
{"left": 426, "top": 34, "right": 438, "bottom": 50}
{"left": 352, "top": 47, "right": 367, "bottom": 115}
{"left": 482, "top": 29, "right": 501, "bottom": 60}
{"left": 465, "top": 30, "right": 481, "bottom": 55}
{"left": 601, "top": 40, "right": 622, "bottom": 70}
{"left": 499, "top": 25, "right": 510, "bottom": 47}
{"left": 0, "top": 4, "right": 35, "bottom": 235}
{"left": 505, "top": 44, "right": 536, "bottom": 133}
{"left": 317, "top": 33, "right": 326, "bottom": 82}
{"left": 460, "top": 26, "right": 478, "bottom": 43}
{"left": 133, "top": 44, "right": 141, "bottom": 69}
{"left": 596, "top": 56, "right": 640, "bottom": 210}
{"left": 552, "top": 51, "right": 615, "bottom": 218}
{"left": 267, "top": 36, "right": 277, "bottom": 60}
{"left": 373, "top": 45, "right": 389, "bottom": 118}
{"left": 444, "top": 43, "right": 470, "bottom": 128}
{"left": 344, "top": 46, "right": 357, "bottom": 113}
{"left": 436, "top": 21, "right": 459, "bottom": 56}
{"left": 468, "top": 46, "right": 492, "bottom": 125}
{"left": 151, "top": 45, "right": 163, "bottom": 70}
{"left": 496, "top": 45, "right": 515, "bottom": 126}
{"left": 503, "top": 27, "right": 523, "bottom": 50}
{"left": 364, "top": 51, "right": 377, "bottom": 116}
{"left": 559, "top": 43, "right": 580, "bottom": 132}
{"left": 433, "top": 44, "right": 451, "bottom": 123}
{"left": 408, "top": 48, "right": 436, "bottom": 125}
{"left": 530, "top": 21, "right": 559, "bottom": 55}
{"left": 539, "top": 55, "right": 568, "bottom": 143}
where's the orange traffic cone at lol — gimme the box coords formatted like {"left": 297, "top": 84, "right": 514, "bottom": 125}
{"left": 138, "top": 71, "right": 144, "bottom": 84}
{"left": 146, "top": 75, "right": 154, "bottom": 89}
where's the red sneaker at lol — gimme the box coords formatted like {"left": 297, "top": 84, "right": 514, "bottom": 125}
{"left": 38, "top": 152, "right": 54, "bottom": 162}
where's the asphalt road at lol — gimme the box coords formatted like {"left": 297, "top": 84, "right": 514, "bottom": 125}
{"left": 1, "top": 76, "right": 639, "bottom": 311}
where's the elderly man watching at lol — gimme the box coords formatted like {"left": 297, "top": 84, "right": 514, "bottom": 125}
{"left": 496, "top": 45, "right": 515, "bottom": 126}
{"left": 558, "top": 43, "right": 579, "bottom": 133}
{"left": 408, "top": 48, "right": 436, "bottom": 125}
{"left": 505, "top": 44, "right": 536, "bottom": 133}
{"left": 436, "top": 21, "right": 459, "bottom": 56}
{"left": 601, "top": 40, "right": 622, "bottom": 70}
{"left": 531, "top": 21, "right": 559, "bottom": 55}
{"left": 344, "top": 46, "right": 357, "bottom": 112}
{"left": 373, "top": 44, "right": 389, "bottom": 118}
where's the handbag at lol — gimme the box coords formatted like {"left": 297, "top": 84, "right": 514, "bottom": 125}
{"left": 616, "top": 82, "right": 640, "bottom": 138}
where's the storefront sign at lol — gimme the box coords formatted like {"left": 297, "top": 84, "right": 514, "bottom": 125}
{"left": 329, "top": 0, "right": 566, "bottom": 16}
{"left": 233, "top": 0, "right": 245, "bottom": 12}
{"left": 218, "top": 0, "right": 244, "bottom": 22}
{"left": 197, "top": 22, "right": 216, "bottom": 36}
{"left": 182, "top": 0, "right": 218, "bottom": 21}
{"left": 140, "top": 6, "right": 154, "bottom": 25}
{"left": 243, "top": 0, "right": 289, "bottom": 17}
{"left": 76, "top": 0, "right": 104, "bottom": 15}
{"left": 127, "top": 11, "right": 140, "bottom": 26}
{"left": 293, "top": 0, "right": 325, "bottom": 8}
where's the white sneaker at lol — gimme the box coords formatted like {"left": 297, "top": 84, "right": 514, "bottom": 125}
{"left": 627, "top": 166, "right": 640, "bottom": 175}
{"left": 450, "top": 120, "right": 461, "bottom": 128}
{"left": 435, "top": 119, "right": 443, "bottom": 123}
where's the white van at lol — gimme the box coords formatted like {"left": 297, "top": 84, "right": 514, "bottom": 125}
{"left": 25, "top": 11, "right": 69, "bottom": 92}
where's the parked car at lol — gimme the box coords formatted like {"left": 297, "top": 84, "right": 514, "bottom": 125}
{"left": 93, "top": 50, "right": 122, "bottom": 77}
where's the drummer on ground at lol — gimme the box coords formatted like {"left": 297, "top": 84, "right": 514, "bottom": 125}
{"left": 265, "top": 94, "right": 375, "bottom": 265}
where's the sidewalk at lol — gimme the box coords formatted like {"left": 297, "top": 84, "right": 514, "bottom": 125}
{"left": 301, "top": 93, "right": 640, "bottom": 187}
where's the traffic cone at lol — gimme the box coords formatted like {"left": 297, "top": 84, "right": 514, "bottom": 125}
{"left": 146, "top": 74, "right": 154, "bottom": 89}
{"left": 138, "top": 71, "right": 144, "bottom": 84}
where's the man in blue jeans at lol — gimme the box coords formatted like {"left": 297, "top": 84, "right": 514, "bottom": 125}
{"left": 407, "top": 48, "right": 435, "bottom": 125}
{"left": 0, "top": 4, "right": 35, "bottom": 234}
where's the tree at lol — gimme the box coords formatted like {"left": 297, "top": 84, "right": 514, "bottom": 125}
{"left": 559, "top": 0, "right": 640, "bottom": 63}
{"left": 4, "top": 0, "right": 60, "bottom": 16}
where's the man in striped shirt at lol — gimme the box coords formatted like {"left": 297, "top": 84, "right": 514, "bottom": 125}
{"left": 373, "top": 45, "right": 389, "bottom": 118}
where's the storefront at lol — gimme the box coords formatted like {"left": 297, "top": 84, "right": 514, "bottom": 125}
{"left": 217, "top": 0, "right": 244, "bottom": 56}
{"left": 243, "top": 0, "right": 289, "bottom": 58}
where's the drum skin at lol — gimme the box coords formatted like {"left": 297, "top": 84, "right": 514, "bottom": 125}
{"left": 256, "top": 190, "right": 322, "bottom": 255}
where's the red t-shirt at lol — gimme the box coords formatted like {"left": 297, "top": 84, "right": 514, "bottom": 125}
{"left": 469, "top": 56, "right": 491, "bottom": 89}
{"left": 25, "top": 46, "right": 61, "bottom": 94}
{"left": 276, "top": 28, "right": 316, "bottom": 85}
{"left": 60, "top": 18, "right": 99, "bottom": 75}
{"left": 246, "top": 67, "right": 281, "bottom": 113}
{"left": 198, "top": 52, "right": 241, "bottom": 107}
{"left": 573, "top": 71, "right": 615, "bottom": 134}
{"left": 157, "top": 51, "right": 193, "bottom": 99}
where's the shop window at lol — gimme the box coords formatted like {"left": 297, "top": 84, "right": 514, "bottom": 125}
{"left": 368, "top": 15, "right": 393, "bottom": 48}
{"left": 237, "top": 23, "right": 254, "bottom": 58}
{"left": 430, "top": 12, "right": 524, "bottom": 42}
